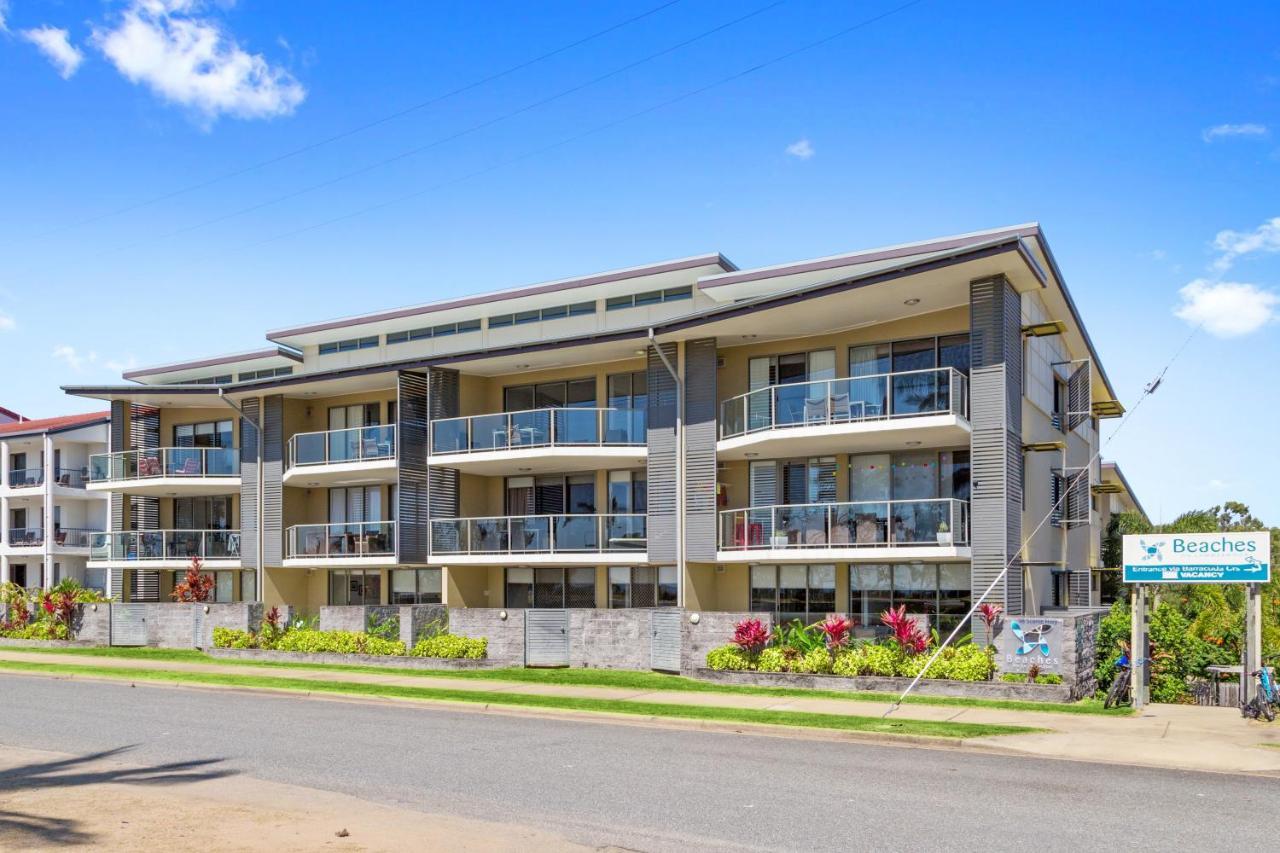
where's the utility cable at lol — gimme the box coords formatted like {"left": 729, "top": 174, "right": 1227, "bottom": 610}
{"left": 884, "top": 322, "right": 1203, "bottom": 716}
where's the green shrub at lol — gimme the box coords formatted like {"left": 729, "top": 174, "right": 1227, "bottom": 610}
{"left": 274, "top": 628, "right": 406, "bottom": 657}
{"left": 755, "top": 647, "right": 786, "bottom": 672}
{"left": 411, "top": 633, "right": 487, "bottom": 660}
{"left": 1000, "top": 672, "right": 1064, "bottom": 685}
{"left": 793, "top": 647, "right": 833, "bottom": 674}
{"left": 830, "top": 643, "right": 900, "bottom": 677}
{"left": 946, "top": 645, "right": 996, "bottom": 682}
{"left": 898, "top": 651, "right": 948, "bottom": 679}
{"left": 212, "top": 627, "right": 254, "bottom": 649}
{"left": 706, "top": 644, "right": 754, "bottom": 671}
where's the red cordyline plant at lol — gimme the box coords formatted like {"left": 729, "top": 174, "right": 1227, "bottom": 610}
{"left": 819, "top": 615, "right": 852, "bottom": 651}
{"left": 880, "top": 606, "right": 928, "bottom": 656}
{"left": 732, "top": 617, "right": 770, "bottom": 655}
{"left": 977, "top": 602, "right": 1003, "bottom": 646}
{"left": 171, "top": 556, "right": 215, "bottom": 603}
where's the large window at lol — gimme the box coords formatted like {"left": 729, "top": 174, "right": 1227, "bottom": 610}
{"left": 847, "top": 450, "right": 969, "bottom": 544}
{"left": 848, "top": 335, "right": 970, "bottom": 417}
{"left": 605, "top": 371, "right": 647, "bottom": 441}
{"left": 608, "top": 566, "right": 677, "bottom": 608}
{"left": 173, "top": 419, "right": 233, "bottom": 448}
{"left": 850, "top": 563, "right": 970, "bottom": 635}
{"left": 390, "top": 568, "right": 442, "bottom": 604}
{"left": 750, "top": 564, "right": 836, "bottom": 624}
{"left": 328, "top": 569, "right": 381, "bottom": 605}
{"left": 503, "top": 378, "right": 595, "bottom": 412}
{"left": 505, "top": 567, "right": 595, "bottom": 607}
{"left": 174, "top": 496, "right": 234, "bottom": 530}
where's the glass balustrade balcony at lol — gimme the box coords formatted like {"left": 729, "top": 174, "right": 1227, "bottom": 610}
{"left": 429, "top": 513, "right": 647, "bottom": 556}
{"left": 286, "top": 521, "right": 396, "bottom": 559}
{"left": 88, "top": 448, "right": 239, "bottom": 485}
{"left": 7, "top": 468, "right": 44, "bottom": 489}
{"left": 89, "top": 530, "right": 242, "bottom": 562}
{"left": 719, "top": 499, "right": 969, "bottom": 552}
{"left": 287, "top": 425, "right": 396, "bottom": 470}
{"left": 430, "top": 408, "right": 646, "bottom": 455}
{"left": 719, "top": 367, "right": 969, "bottom": 440}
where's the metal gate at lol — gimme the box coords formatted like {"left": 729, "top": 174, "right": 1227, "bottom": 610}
{"left": 110, "top": 604, "right": 148, "bottom": 646}
{"left": 651, "top": 609, "right": 682, "bottom": 672}
{"left": 525, "top": 609, "right": 569, "bottom": 667}
{"left": 192, "top": 606, "right": 205, "bottom": 648}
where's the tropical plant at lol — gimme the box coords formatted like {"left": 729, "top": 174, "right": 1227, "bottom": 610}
{"left": 706, "top": 644, "right": 754, "bottom": 671}
{"left": 977, "top": 602, "right": 1002, "bottom": 646}
{"left": 171, "top": 557, "right": 214, "bottom": 603}
{"left": 771, "top": 620, "right": 826, "bottom": 657}
{"left": 366, "top": 612, "right": 400, "bottom": 642}
{"left": 411, "top": 633, "right": 486, "bottom": 659}
{"left": 818, "top": 615, "right": 852, "bottom": 651}
{"left": 881, "top": 606, "right": 928, "bottom": 655}
{"left": 732, "top": 617, "right": 769, "bottom": 655}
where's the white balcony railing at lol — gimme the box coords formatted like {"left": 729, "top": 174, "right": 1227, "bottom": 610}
{"left": 287, "top": 425, "right": 396, "bottom": 470}
{"left": 286, "top": 521, "right": 395, "bottom": 559}
{"left": 89, "top": 448, "right": 239, "bottom": 483}
{"left": 430, "top": 513, "right": 647, "bottom": 555}
{"left": 719, "top": 367, "right": 968, "bottom": 440}
{"left": 430, "top": 408, "right": 646, "bottom": 455}
{"left": 719, "top": 499, "right": 969, "bottom": 551}
{"left": 90, "top": 529, "right": 242, "bottom": 561}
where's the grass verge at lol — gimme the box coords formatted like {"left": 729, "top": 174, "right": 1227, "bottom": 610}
{"left": 0, "top": 658, "right": 1040, "bottom": 740}
{"left": 0, "top": 645, "right": 1129, "bottom": 716}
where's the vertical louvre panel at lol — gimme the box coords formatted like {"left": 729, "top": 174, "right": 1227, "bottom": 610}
{"left": 397, "top": 371, "right": 430, "bottom": 563}
{"left": 684, "top": 337, "right": 717, "bottom": 561}
{"left": 1069, "top": 567, "right": 1091, "bottom": 608}
{"left": 1067, "top": 362, "right": 1090, "bottom": 431}
{"left": 525, "top": 609, "right": 569, "bottom": 666}
{"left": 130, "top": 570, "right": 159, "bottom": 602}
{"left": 107, "top": 568, "right": 124, "bottom": 600}
{"left": 239, "top": 399, "right": 260, "bottom": 571}
{"left": 427, "top": 368, "right": 459, "bottom": 524}
{"left": 969, "top": 274, "right": 1023, "bottom": 623}
{"left": 129, "top": 405, "right": 160, "bottom": 530}
{"left": 109, "top": 401, "right": 128, "bottom": 531}
{"left": 262, "top": 395, "right": 284, "bottom": 565}
{"left": 651, "top": 609, "right": 682, "bottom": 671}
{"left": 646, "top": 342, "right": 678, "bottom": 563}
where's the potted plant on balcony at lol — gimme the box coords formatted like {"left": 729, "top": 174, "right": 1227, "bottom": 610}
{"left": 936, "top": 520, "right": 952, "bottom": 546}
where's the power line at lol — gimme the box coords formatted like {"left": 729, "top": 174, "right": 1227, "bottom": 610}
{"left": 885, "top": 322, "right": 1204, "bottom": 715}
{"left": 99, "top": 1, "right": 786, "bottom": 255}
{"left": 31, "top": 0, "right": 684, "bottom": 238}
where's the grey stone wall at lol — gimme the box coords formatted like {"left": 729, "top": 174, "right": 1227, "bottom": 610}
{"left": 569, "top": 609, "right": 653, "bottom": 670}
{"left": 449, "top": 608, "right": 524, "bottom": 666}
{"left": 681, "top": 610, "right": 769, "bottom": 674}
{"left": 991, "top": 609, "right": 1105, "bottom": 700}
{"left": 318, "top": 606, "right": 366, "bottom": 633}
{"left": 72, "top": 604, "right": 110, "bottom": 645}
{"left": 697, "top": 668, "right": 1073, "bottom": 703}
{"left": 402, "top": 605, "right": 448, "bottom": 648}
{"left": 207, "top": 648, "right": 503, "bottom": 670}
{"left": 197, "top": 603, "right": 263, "bottom": 649}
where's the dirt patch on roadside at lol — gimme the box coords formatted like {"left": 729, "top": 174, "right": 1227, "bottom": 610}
{"left": 0, "top": 745, "right": 588, "bottom": 852}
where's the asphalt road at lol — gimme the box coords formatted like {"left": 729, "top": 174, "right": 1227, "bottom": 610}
{"left": 1, "top": 675, "right": 1277, "bottom": 852}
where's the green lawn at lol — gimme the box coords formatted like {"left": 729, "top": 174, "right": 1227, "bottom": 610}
{"left": 0, "top": 644, "right": 1128, "bottom": 716}
{"left": 0, "top": 658, "right": 1039, "bottom": 740}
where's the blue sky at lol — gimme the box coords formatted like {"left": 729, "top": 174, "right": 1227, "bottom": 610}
{"left": 1, "top": 0, "right": 1278, "bottom": 522}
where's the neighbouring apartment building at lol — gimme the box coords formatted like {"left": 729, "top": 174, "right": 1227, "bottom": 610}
{"left": 63, "top": 224, "right": 1137, "bottom": 636}
{"left": 0, "top": 412, "right": 111, "bottom": 591}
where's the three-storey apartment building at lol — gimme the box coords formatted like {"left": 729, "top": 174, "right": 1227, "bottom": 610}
{"left": 0, "top": 412, "right": 110, "bottom": 591}
{"left": 66, "top": 224, "right": 1124, "bottom": 634}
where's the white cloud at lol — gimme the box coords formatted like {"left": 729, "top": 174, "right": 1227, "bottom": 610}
{"left": 0, "top": 312, "right": 14, "bottom": 332}
{"left": 104, "top": 355, "right": 138, "bottom": 373}
{"left": 0, "top": 1, "right": 10, "bottom": 33}
{"left": 52, "top": 345, "right": 99, "bottom": 373}
{"left": 1173, "top": 279, "right": 1279, "bottom": 337}
{"left": 1201, "top": 123, "right": 1269, "bottom": 142}
{"left": 1208, "top": 478, "right": 1231, "bottom": 490}
{"left": 21, "top": 26, "right": 86, "bottom": 79}
{"left": 1142, "top": 249, "right": 1167, "bottom": 262}
{"left": 1210, "top": 216, "right": 1280, "bottom": 271}
{"left": 785, "top": 138, "right": 814, "bottom": 160}
{"left": 91, "top": 0, "right": 306, "bottom": 124}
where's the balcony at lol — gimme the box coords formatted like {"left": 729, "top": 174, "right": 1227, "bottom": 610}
{"left": 429, "top": 513, "right": 646, "bottom": 564}
{"left": 88, "top": 448, "right": 240, "bottom": 496}
{"left": 6, "top": 528, "right": 44, "bottom": 548}
{"left": 429, "top": 408, "right": 646, "bottom": 475}
{"left": 52, "top": 528, "right": 102, "bottom": 550}
{"left": 6, "top": 468, "right": 44, "bottom": 490}
{"left": 88, "top": 529, "right": 242, "bottom": 567}
{"left": 284, "top": 425, "right": 396, "bottom": 487}
{"left": 717, "top": 499, "right": 970, "bottom": 563}
{"left": 717, "top": 368, "right": 970, "bottom": 459}
{"left": 284, "top": 521, "right": 395, "bottom": 566}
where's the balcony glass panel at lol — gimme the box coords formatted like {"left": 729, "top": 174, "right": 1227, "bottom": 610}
{"left": 429, "top": 514, "right": 645, "bottom": 555}
{"left": 7, "top": 469, "right": 44, "bottom": 488}
{"left": 719, "top": 500, "right": 967, "bottom": 550}
{"left": 286, "top": 522, "right": 393, "bottom": 558}
{"left": 554, "top": 515, "right": 599, "bottom": 550}
{"left": 431, "top": 408, "right": 645, "bottom": 454}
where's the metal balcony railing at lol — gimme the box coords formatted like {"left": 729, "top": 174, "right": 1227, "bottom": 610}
{"left": 719, "top": 499, "right": 969, "bottom": 550}
{"left": 7, "top": 468, "right": 44, "bottom": 489}
{"left": 287, "top": 425, "right": 396, "bottom": 470}
{"left": 430, "top": 408, "right": 646, "bottom": 455}
{"left": 7, "top": 528, "right": 44, "bottom": 547}
{"left": 286, "top": 521, "right": 395, "bottom": 559}
{"left": 52, "top": 528, "right": 101, "bottom": 549}
{"left": 89, "top": 448, "right": 239, "bottom": 482}
{"left": 430, "top": 513, "right": 647, "bottom": 555}
{"left": 89, "top": 530, "right": 242, "bottom": 561}
{"left": 50, "top": 468, "right": 89, "bottom": 488}
{"left": 719, "top": 367, "right": 969, "bottom": 439}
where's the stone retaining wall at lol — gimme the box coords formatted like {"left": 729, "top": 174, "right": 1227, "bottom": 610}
{"left": 569, "top": 609, "right": 654, "bottom": 669}
{"left": 207, "top": 647, "right": 503, "bottom": 670}
{"left": 697, "top": 667, "right": 1073, "bottom": 702}
{"left": 449, "top": 608, "right": 524, "bottom": 666}
{"left": 681, "top": 611, "right": 766, "bottom": 675}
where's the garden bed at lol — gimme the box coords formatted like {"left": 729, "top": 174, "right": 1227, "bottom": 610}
{"left": 207, "top": 647, "right": 506, "bottom": 670}
{"left": 0, "top": 637, "right": 97, "bottom": 649}
{"left": 696, "top": 667, "right": 1073, "bottom": 702}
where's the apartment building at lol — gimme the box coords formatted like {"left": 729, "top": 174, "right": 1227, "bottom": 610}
{"left": 0, "top": 412, "right": 110, "bottom": 591}
{"left": 66, "top": 224, "right": 1126, "bottom": 635}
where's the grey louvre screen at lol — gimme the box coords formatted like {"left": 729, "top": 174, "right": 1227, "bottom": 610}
{"left": 646, "top": 342, "right": 678, "bottom": 562}
{"left": 651, "top": 608, "right": 682, "bottom": 672}
{"left": 129, "top": 404, "right": 160, "bottom": 531}
{"left": 239, "top": 399, "right": 260, "bottom": 571}
{"left": 109, "top": 603, "right": 148, "bottom": 646}
{"left": 525, "top": 609, "right": 569, "bottom": 666}
{"left": 684, "top": 338, "right": 718, "bottom": 561}
{"left": 262, "top": 395, "right": 284, "bottom": 566}
{"left": 109, "top": 401, "right": 128, "bottom": 530}
{"left": 1069, "top": 567, "right": 1091, "bottom": 608}
{"left": 426, "top": 368, "right": 460, "bottom": 526}
{"left": 1067, "top": 362, "right": 1091, "bottom": 432}
{"left": 130, "top": 570, "right": 160, "bottom": 602}
{"left": 397, "top": 371, "right": 430, "bottom": 563}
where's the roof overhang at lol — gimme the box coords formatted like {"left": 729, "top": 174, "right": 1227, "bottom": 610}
{"left": 123, "top": 347, "right": 302, "bottom": 385}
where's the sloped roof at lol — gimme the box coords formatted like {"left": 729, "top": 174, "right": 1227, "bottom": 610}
{"left": 0, "top": 411, "right": 110, "bottom": 438}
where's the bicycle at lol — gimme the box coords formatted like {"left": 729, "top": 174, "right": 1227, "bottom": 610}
{"left": 1104, "top": 651, "right": 1131, "bottom": 709}
{"left": 1241, "top": 655, "right": 1278, "bottom": 723}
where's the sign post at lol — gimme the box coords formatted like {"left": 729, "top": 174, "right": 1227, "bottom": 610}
{"left": 1123, "top": 532, "right": 1271, "bottom": 707}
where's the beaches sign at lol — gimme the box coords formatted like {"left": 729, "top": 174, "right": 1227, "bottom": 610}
{"left": 1122, "top": 532, "right": 1271, "bottom": 584}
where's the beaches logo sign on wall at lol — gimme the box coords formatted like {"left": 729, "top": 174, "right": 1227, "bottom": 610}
{"left": 994, "top": 618, "right": 1063, "bottom": 673}
{"left": 1122, "top": 532, "right": 1271, "bottom": 584}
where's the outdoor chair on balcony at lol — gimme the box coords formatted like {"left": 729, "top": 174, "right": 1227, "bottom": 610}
{"left": 830, "top": 393, "right": 852, "bottom": 422}
{"left": 177, "top": 458, "right": 200, "bottom": 475}
{"left": 362, "top": 438, "right": 381, "bottom": 458}
{"left": 803, "top": 397, "right": 827, "bottom": 424}
{"left": 854, "top": 516, "right": 884, "bottom": 545}
{"left": 55, "top": 530, "right": 66, "bottom": 546}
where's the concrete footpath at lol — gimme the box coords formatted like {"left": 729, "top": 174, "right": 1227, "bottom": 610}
{"left": 2, "top": 650, "right": 1279, "bottom": 777}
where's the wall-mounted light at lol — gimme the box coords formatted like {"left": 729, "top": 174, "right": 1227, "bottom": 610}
{"left": 903, "top": 298, "right": 921, "bottom": 306}
{"left": 689, "top": 612, "right": 701, "bottom": 624}
{"left": 905, "top": 440, "right": 922, "bottom": 447}
{"left": 499, "top": 610, "right": 508, "bottom": 621}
